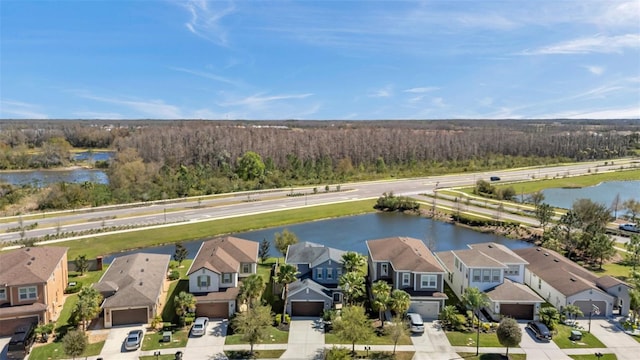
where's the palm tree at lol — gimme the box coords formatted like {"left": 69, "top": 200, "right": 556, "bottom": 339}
{"left": 563, "top": 304, "right": 583, "bottom": 325}
{"left": 239, "top": 274, "right": 265, "bottom": 309}
{"left": 438, "top": 305, "right": 459, "bottom": 330}
{"left": 339, "top": 271, "right": 365, "bottom": 305}
{"left": 276, "top": 264, "right": 298, "bottom": 321}
{"left": 342, "top": 252, "right": 367, "bottom": 274}
{"left": 174, "top": 291, "right": 196, "bottom": 325}
{"left": 371, "top": 281, "right": 391, "bottom": 327}
{"left": 390, "top": 289, "right": 411, "bottom": 317}
{"left": 462, "top": 287, "right": 490, "bottom": 356}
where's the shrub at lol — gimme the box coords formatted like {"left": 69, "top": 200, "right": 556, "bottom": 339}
{"left": 65, "top": 282, "right": 83, "bottom": 294}
{"left": 325, "top": 346, "right": 351, "bottom": 360}
{"left": 275, "top": 314, "right": 282, "bottom": 326}
{"left": 284, "top": 314, "right": 291, "bottom": 324}
{"left": 168, "top": 270, "right": 180, "bottom": 280}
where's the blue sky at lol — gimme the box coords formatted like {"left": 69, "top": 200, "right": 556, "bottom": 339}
{"left": 1, "top": 0, "right": 639, "bottom": 120}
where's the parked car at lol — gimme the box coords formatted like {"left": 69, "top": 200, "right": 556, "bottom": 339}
{"left": 490, "top": 176, "right": 501, "bottom": 181}
{"left": 191, "top": 317, "right": 209, "bottom": 336}
{"left": 406, "top": 312, "right": 425, "bottom": 334}
{"left": 7, "top": 323, "right": 36, "bottom": 360}
{"left": 619, "top": 223, "right": 640, "bottom": 233}
{"left": 526, "top": 321, "right": 552, "bottom": 341}
{"left": 124, "top": 330, "right": 143, "bottom": 351}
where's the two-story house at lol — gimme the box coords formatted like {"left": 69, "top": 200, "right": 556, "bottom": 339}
{"left": 94, "top": 253, "right": 170, "bottom": 328}
{"left": 436, "top": 242, "right": 543, "bottom": 320}
{"left": 0, "top": 247, "right": 68, "bottom": 336}
{"left": 187, "top": 236, "right": 258, "bottom": 318}
{"left": 514, "top": 247, "right": 630, "bottom": 317}
{"left": 367, "top": 237, "right": 447, "bottom": 319}
{"left": 284, "top": 242, "right": 346, "bottom": 316}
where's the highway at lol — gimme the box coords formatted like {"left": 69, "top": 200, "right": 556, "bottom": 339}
{"left": 0, "top": 158, "right": 637, "bottom": 245}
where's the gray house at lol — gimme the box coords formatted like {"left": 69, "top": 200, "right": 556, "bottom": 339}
{"left": 284, "top": 242, "right": 346, "bottom": 316}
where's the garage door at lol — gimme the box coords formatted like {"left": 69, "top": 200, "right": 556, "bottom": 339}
{"left": 0, "top": 316, "right": 38, "bottom": 336}
{"left": 112, "top": 308, "right": 148, "bottom": 326}
{"left": 500, "top": 304, "right": 534, "bottom": 320}
{"left": 291, "top": 301, "right": 324, "bottom": 317}
{"left": 573, "top": 301, "right": 607, "bottom": 318}
{"left": 196, "top": 302, "right": 229, "bottom": 318}
{"left": 409, "top": 301, "right": 440, "bottom": 319}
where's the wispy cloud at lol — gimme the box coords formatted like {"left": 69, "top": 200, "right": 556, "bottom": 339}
{"left": 72, "top": 111, "right": 123, "bottom": 119}
{"left": 79, "top": 93, "right": 183, "bottom": 118}
{"left": 368, "top": 85, "right": 393, "bottom": 98}
{"left": 541, "top": 107, "right": 640, "bottom": 119}
{"left": 220, "top": 93, "right": 313, "bottom": 107}
{"left": 0, "top": 100, "right": 48, "bottom": 119}
{"left": 583, "top": 65, "right": 604, "bottom": 75}
{"left": 520, "top": 34, "right": 640, "bottom": 55}
{"left": 403, "top": 87, "right": 438, "bottom": 93}
{"left": 170, "top": 66, "right": 243, "bottom": 87}
{"left": 181, "top": 0, "right": 235, "bottom": 46}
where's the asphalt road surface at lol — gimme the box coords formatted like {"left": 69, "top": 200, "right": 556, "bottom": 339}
{"left": 0, "top": 158, "right": 637, "bottom": 245}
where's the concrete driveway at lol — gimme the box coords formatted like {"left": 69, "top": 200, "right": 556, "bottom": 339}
{"left": 96, "top": 324, "right": 146, "bottom": 360}
{"left": 281, "top": 317, "right": 324, "bottom": 360}
{"left": 183, "top": 319, "right": 228, "bottom": 360}
{"left": 519, "top": 323, "right": 572, "bottom": 360}
{"left": 411, "top": 321, "right": 459, "bottom": 360}
{"left": 588, "top": 318, "right": 640, "bottom": 360}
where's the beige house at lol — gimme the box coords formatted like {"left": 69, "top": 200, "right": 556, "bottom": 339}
{"left": 0, "top": 247, "right": 68, "bottom": 336}
{"left": 94, "top": 253, "right": 170, "bottom": 328}
{"left": 187, "top": 236, "right": 258, "bottom": 318}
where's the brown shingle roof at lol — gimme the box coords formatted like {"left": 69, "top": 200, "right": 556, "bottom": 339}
{"left": 0, "top": 247, "right": 67, "bottom": 286}
{"left": 367, "top": 237, "right": 445, "bottom": 273}
{"left": 513, "top": 247, "right": 602, "bottom": 297}
{"left": 189, "top": 236, "right": 258, "bottom": 275}
{"left": 596, "top": 275, "right": 630, "bottom": 290}
{"left": 95, "top": 253, "right": 170, "bottom": 308}
{"left": 485, "top": 278, "right": 544, "bottom": 303}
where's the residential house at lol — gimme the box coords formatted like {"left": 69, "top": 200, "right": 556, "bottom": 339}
{"left": 367, "top": 237, "right": 447, "bottom": 319}
{"left": 436, "top": 242, "right": 544, "bottom": 320}
{"left": 284, "top": 242, "right": 346, "bottom": 316}
{"left": 514, "top": 247, "right": 631, "bottom": 317}
{"left": 94, "top": 253, "right": 170, "bottom": 328}
{"left": 187, "top": 236, "right": 258, "bottom": 318}
{"left": 0, "top": 247, "right": 68, "bottom": 336}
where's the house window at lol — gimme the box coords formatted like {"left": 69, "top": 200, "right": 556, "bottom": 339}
{"left": 492, "top": 269, "right": 500, "bottom": 282}
{"left": 317, "top": 268, "right": 323, "bottom": 280}
{"left": 402, "top": 273, "right": 410, "bottom": 286}
{"left": 337, "top": 268, "right": 342, "bottom": 277}
{"left": 19, "top": 286, "right": 37, "bottom": 301}
{"left": 472, "top": 269, "right": 481, "bottom": 282}
{"left": 197, "top": 275, "right": 210, "bottom": 288}
{"left": 242, "top": 263, "right": 251, "bottom": 273}
{"left": 538, "top": 278, "right": 542, "bottom": 290}
{"left": 420, "top": 275, "right": 437, "bottom": 288}
{"left": 454, "top": 258, "right": 459, "bottom": 269}
{"left": 333, "top": 292, "right": 342, "bottom": 302}
{"left": 381, "top": 263, "right": 388, "bottom": 276}
{"left": 482, "top": 269, "right": 491, "bottom": 282}
{"left": 222, "top": 273, "right": 232, "bottom": 284}
{"left": 0, "top": 288, "right": 5, "bottom": 300}
{"left": 327, "top": 269, "right": 333, "bottom": 280}
{"left": 507, "top": 265, "right": 519, "bottom": 276}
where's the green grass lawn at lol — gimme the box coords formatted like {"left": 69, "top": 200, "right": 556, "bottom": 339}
{"left": 495, "top": 169, "right": 640, "bottom": 194}
{"left": 457, "top": 353, "right": 526, "bottom": 360}
{"left": 445, "top": 330, "right": 512, "bottom": 348}
{"left": 62, "top": 199, "right": 376, "bottom": 259}
{"left": 29, "top": 340, "right": 105, "bottom": 360}
{"left": 552, "top": 324, "right": 606, "bottom": 349}
{"left": 161, "top": 279, "right": 189, "bottom": 322}
{"left": 224, "top": 349, "right": 286, "bottom": 359}
{"left": 140, "top": 355, "right": 178, "bottom": 360}
{"left": 141, "top": 329, "right": 189, "bottom": 351}
{"left": 225, "top": 326, "right": 289, "bottom": 344}
{"left": 569, "top": 354, "right": 617, "bottom": 360}
{"left": 324, "top": 329, "right": 413, "bottom": 346}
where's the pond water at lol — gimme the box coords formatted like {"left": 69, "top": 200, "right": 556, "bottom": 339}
{"left": 0, "top": 169, "right": 109, "bottom": 186}
{"left": 72, "top": 151, "right": 114, "bottom": 162}
{"left": 541, "top": 180, "right": 639, "bottom": 210}
{"left": 103, "top": 212, "right": 532, "bottom": 263}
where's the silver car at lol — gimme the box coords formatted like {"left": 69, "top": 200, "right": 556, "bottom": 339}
{"left": 124, "top": 330, "right": 143, "bottom": 351}
{"left": 191, "top": 317, "right": 209, "bottom": 336}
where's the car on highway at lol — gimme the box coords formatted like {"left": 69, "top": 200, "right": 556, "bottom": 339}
{"left": 619, "top": 223, "right": 639, "bottom": 233}
{"left": 490, "top": 176, "right": 501, "bottom": 181}
{"left": 124, "top": 330, "right": 143, "bottom": 351}
{"left": 191, "top": 317, "right": 209, "bottom": 336}
{"left": 526, "top": 321, "right": 552, "bottom": 341}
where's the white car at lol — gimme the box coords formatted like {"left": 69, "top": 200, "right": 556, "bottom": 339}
{"left": 191, "top": 317, "right": 209, "bottom": 336}
{"left": 619, "top": 223, "right": 639, "bottom": 233}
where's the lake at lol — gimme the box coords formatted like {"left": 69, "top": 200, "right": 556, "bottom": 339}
{"left": 103, "top": 212, "right": 532, "bottom": 263}
{"left": 0, "top": 168, "right": 109, "bottom": 186}
{"left": 541, "top": 180, "right": 639, "bottom": 210}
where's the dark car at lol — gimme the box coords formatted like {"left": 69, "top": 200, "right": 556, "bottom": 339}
{"left": 527, "top": 321, "right": 552, "bottom": 341}
{"left": 124, "top": 330, "right": 143, "bottom": 351}
{"left": 7, "top": 323, "right": 36, "bottom": 360}
{"left": 490, "top": 176, "right": 501, "bottom": 181}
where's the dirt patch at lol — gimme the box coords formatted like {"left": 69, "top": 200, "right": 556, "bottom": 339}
{"left": 88, "top": 331, "right": 109, "bottom": 343}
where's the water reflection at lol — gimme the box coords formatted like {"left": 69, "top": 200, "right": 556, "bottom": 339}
{"left": 541, "top": 180, "right": 639, "bottom": 210}
{"left": 0, "top": 169, "right": 109, "bottom": 186}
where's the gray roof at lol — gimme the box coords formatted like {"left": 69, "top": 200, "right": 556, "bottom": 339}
{"left": 285, "top": 242, "right": 346, "bottom": 268}
{"left": 367, "top": 237, "right": 445, "bottom": 273}
{"left": 95, "top": 253, "right": 170, "bottom": 309}
{"left": 288, "top": 278, "right": 333, "bottom": 300}
{"left": 0, "top": 247, "right": 67, "bottom": 286}
{"left": 467, "top": 243, "right": 528, "bottom": 265}
{"left": 485, "top": 278, "right": 544, "bottom": 303}
{"left": 436, "top": 242, "right": 526, "bottom": 271}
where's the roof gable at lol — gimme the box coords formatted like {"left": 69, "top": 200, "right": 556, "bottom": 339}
{"left": 0, "top": 247, "right": 67, "bottom": 286}
{"left": 288, "top": 279, "right": 333, "bottom": 300}
{"left": 367, "top": 237, "right": 444, "bottom": 273}
{"left": 467, "top": 242, "right": 528, "bottom": 265}
{"left": 285, "top": 242, "right": 346, "bottom": 268}
{"left": 189, "top": 236, "right": 258, "bottom": 276}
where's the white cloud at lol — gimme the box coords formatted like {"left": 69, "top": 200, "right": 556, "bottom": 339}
{"left": 72, "top": 111, "right": 123, "bottom": 119}
{"left": 79, "top": 94, "right": 183, "bottom": 118}
{"left": 170, "top": 67, "right": 243, "bottom": 87}
{"left": 220, "top": 93, "right": 313, "bottom": 107}
{"left": 541, "top": 107, "right": 640, "bottom": 119}
{"left": 181, "top": 0, "right": 235, "bottom": 46}
{"left": 583, "top": 65, "right": 604, "bottom": 75}
{"left": 369, "top": 85, "right": 393, "bottom": 98}
{"left": 0, "top": 100, "right": 48, "bottom": 119}
{"left": 520, "top": 34, "right": 640, "bottom": 55}
{"left": 403, "top": 87, "right": 438, "bottom": 93}
{"left": 431, "top": 97, "right": 445, "bottom": 107}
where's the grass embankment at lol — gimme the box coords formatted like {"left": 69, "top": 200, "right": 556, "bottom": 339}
{"left": 59, "top": 199, "right": 376, "bottom": 259}
{"left": 457, "top": 353, "right": 526, "bottom": 360}
{"left": 29, "top": 341, "right": 105, "bottom": 360}
{"left": 445, "top": 331, "right": 515, "bottom": 348}
{"left": 225, "top": 326, "right": 289, "bottom": 344}
{"left": 141, "top": 329, "right": 189, "bottom": 351}
{"left": 569, "top": 354, "right": 617, "bottom": 360}
{"left": 553, "top": 324, "right": 606, "bottom": 349}
{"left": 496, "top": 168, "right": 640, "bottom": 194}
